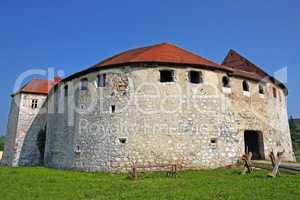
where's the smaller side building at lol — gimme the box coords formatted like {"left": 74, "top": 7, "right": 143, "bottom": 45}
{"left": 1, "top": 78, "right": 59, "bottom": 166}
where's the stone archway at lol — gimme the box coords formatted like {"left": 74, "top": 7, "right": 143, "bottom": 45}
{"left": 244, "top": 130, "right": 265, "bottom": 160}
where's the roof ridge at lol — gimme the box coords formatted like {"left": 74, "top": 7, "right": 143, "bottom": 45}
{"left": 94, "top": 43, "right": 166, "bottom": 67}
{"left": 225, "top": 49, "right": 266, "bottom": 74}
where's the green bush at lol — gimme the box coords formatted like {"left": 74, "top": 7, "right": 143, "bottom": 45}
{"left": 289, "top": 116, "right": 300, "bottom": 161}
{"left": 36, "top": 128, "right": 46, "bottom": 163}
{"left": 0, "top": 136, "right": 4, "bottom": 151}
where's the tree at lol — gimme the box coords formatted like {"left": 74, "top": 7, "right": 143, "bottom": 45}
{"left": 289, "top": 116, "right": 300, "bottom": 153}
{"left": 0, "top": 136, "right": 4, "bottom": 151}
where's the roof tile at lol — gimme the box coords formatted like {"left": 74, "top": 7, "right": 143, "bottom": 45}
{"left": 94, "top": 43, "right": 221, "bottom": 68}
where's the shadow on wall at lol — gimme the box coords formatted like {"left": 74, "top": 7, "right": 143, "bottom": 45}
{"left": 18, "top": 101, "right": 48, "bottom": 166}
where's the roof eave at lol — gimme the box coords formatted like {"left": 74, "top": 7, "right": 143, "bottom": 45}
{"left": 62, "top": 61, "right": 231, "bottom": 83}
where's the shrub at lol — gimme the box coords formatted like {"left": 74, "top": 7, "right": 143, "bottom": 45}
{"left": 0, "top": 136, "right": 4, "bottom": 151}
{"left": 36, "top": 128, "right": 46, "bottom": 164}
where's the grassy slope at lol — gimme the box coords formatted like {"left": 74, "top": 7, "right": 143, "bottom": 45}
{"left": 0, "top": 167, "right": 299, "bottom": 200}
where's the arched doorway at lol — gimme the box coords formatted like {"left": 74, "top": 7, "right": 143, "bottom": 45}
{"left": 244, "top": 130, "right": 265, "bottom": 160}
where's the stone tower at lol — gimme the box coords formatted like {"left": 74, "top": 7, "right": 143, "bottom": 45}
{"left": 2, "top": 78, "right": 58, "bottom": 166}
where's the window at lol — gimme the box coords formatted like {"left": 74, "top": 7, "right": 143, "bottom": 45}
{"left": 188, "top": 71, "right": 203, "bottom": 84}
{"left": 31, "top": 99, "right": 38, "bottom": 109}
{"left": 111, "top": 105, "right": 116, "bottom": 113}
{"left": 97, "top": 74, "right": 106, "bottom": 87}
{"left": 210, "top": 138, "right": 217, "bottom": 144}
{"left": 259, "top": 84, "right": 265, "bottom": 94}
{"left": 53, "top": 85, "right": 58, "bottom": 93}
{"left": 64, "top": 85, "right": 68, "bottom": 97}
{"left": 273, "top": 87, "right": 277, "bottom": 98}
{"left": 210, "top": 138, "right": 217, "bottom": 149}
{"left": 222, "top": 76, "right": 230, "bottom": 88}
{"left": 242, "top": 80, "right": 249, "bottom": 92}
{"left": 160, "top": 70, "right": 175, "bottom": 82}
{"left": 119, "top": 138, "right": 127, "bottom": 144}
{"left": 81, "top": 78, "right": 88, "bottom": 90}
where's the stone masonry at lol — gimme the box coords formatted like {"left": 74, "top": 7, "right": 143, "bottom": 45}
{"left": 44, "top": 65, "right": 294, "bottom": 172}
{"left": 2, "top": 43, "right": 295, "bottom": 171}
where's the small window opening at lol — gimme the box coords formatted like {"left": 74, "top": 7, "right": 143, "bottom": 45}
{"left": 188, "top": 71, "right": 203, "bottom": 84}
{"left": 222, "top": 76, "right": 230, "bottom": 88}
{"left": 31, "top": 99, "right": 38, "bottom": 109}
{"left": 242, "top": 80, "right": 249, "bottom": 92}
{"left": 210, "top": 138, "right": 217, "bottom": 144}
{"left": 64, "top": 85, "right": 68, "bottom": 97}
{"left": 75, "top": 145, "right": 81, "bottom": 154}
{"left": 259, "top": 84, "right": 265, "bottom": 94}
{"left": 111, "top": 105, "right": 116, "bottom": 113}
{"left": 119, "top": 138, "right": 127, "bottom": 144}
{"left": 81, "top": 78, "right": 88, "bottom": 90}
{"left": 273, "top": 87, "right": 277, "bottom": 98}
{"left": 160, "top": 70, "right": 175, "bottom": 82}
{"left": 53, "top": 85, "right": 58, "bottom": 93}
{"left": 97, "top": 74, "right": 106, "bottom": 87}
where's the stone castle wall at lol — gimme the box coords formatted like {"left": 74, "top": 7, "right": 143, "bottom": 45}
{"left": 1, "top": 94, "right": 20, "bottom": 166}
{"left": 44, "top": 64, "right": 294, "bottom": 172}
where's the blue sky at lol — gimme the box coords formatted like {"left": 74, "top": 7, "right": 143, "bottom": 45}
{"left": 0, "top": 0, "right": 299, "bottom": 135}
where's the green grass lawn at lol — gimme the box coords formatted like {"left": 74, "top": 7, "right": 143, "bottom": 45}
{"left": 0, "top": 167, "right": 299, "bottom": 200}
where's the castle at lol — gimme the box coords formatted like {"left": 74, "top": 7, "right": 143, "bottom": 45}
{"left": 1, "top": 43, "right": 295, "bottom": 172}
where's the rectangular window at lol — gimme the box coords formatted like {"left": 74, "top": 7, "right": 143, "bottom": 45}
{"left": 259, "top": 84, "right": 265, "bottom": 94}
{"left": 64, "top": 85, "right": 68, "bottom": 97}
{"left": 97, "top": 74, "right": 106, "bottom": 87}
{"left": 81, "top": 78, "right": 88, "bottom": 90}
{"left": 31, "top": 99, "right": 38, "bottom": 109}
{"left": 273, "top": 87, "right": 277, "bottom": 98}
{"left": 160, "top": 70, "right": 175, "bottom": 82}
{"left": 111, "top": 105, "right": 116, "bottom": 113}
{"left": 188, "top": 71, "right": 203, "bottom": 84}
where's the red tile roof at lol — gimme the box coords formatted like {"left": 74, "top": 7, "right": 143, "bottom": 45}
{"left": 64, "top": 43, "right": 233, "bottom": 81}
{"left": 222, "top": 49, "right": 267, "bottom": 79}
{"left": 93, "top": 43, "right": 221, "bottom": 69}
{"left": 12, "top": 77, "right": 60, "bottom": 96}
{"left": 62, "top": 42, "right": 287, "bottom": 94}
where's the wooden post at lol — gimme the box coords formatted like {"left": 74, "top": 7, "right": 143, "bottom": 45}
{"left": 167, "top": 164, "right": 177, "bottom": 178}
{"left": 268, "top": 150, "right": 285, "bottom": 177}
{"left": 242, "top": 152, "right": 253, "bottom": 175}
{"left": 128, "top": 160, "right": 137, "bottom": 180}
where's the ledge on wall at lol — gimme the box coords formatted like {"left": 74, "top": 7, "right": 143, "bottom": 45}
{"left": 222, "top": 87, "right": 232, "bottom": 94}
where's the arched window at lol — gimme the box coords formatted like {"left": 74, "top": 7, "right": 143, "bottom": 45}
{"left": 188, "top": 71, "right": 203, "bottom": 84}
{"left": 258, "top": 84, "right": 265, "bottom": 94}
{"left": 222, "top": 76, "right": 230, "bottom": 88}
{"left": 242, "top": 80, "right": 249, "bottom": 92}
